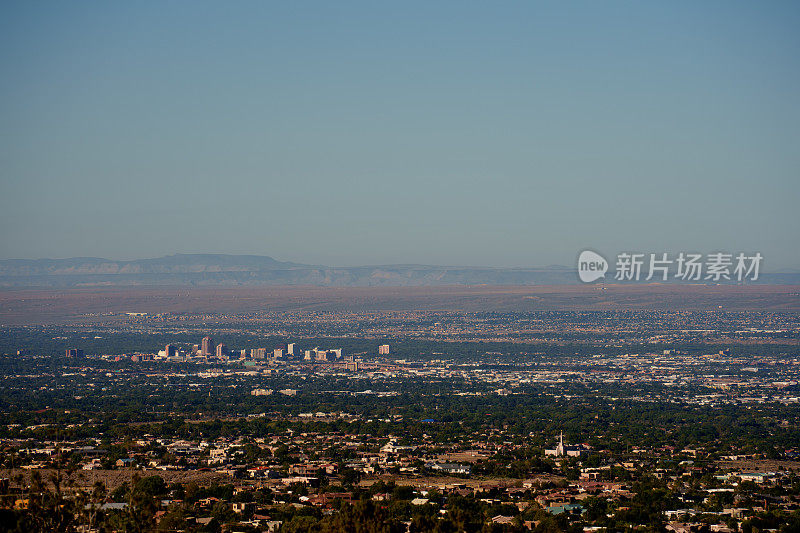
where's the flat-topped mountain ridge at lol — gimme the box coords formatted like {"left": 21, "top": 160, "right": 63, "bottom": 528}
{"left": 0, "top": 254, "right": 797, "bottom": 287}
{"left": 0, "top": 254, "right": 574, "bottom": 287}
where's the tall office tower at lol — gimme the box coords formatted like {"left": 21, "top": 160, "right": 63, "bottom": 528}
{"left": 378, "top": 344, "right": 390, "bottom": 355}
{"left": 273, "top": 348, "right": 284, "bottom": 359}
{"left": 165, "top": 344, "right": 178, "bottom": 357}
{"left": 66, "top": 348, "right": 84, "bottom": 358}
{"left": 286, "top": 343, "right": 295, "bottom": 356}
{"left": 216, "top": 343, "right": 227, "bottom": 358}
{"left": 201, "top": 337, "right": 215, "bottom": 356}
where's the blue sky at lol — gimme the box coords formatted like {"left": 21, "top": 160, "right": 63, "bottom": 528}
{"left": 1, "top": 2, "right": 798, "bottom": 268}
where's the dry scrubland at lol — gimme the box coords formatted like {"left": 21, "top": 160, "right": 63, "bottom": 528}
{"left": 1, "top": 284, "right": 799, "bottom": 324}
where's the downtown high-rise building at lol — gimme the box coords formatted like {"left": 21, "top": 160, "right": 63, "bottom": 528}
{"left": 66, "top": 348, "right": 84, "bottom": 358}
{"left": 201, "top": 336, "right": 215, "bottom": 356}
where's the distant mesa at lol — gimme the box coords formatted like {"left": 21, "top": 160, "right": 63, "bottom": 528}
{"left": 0, "top": 254, "right": 795, "bottom": 288}
{"left": 0, "top": 254, "right": 578, "bottom": 288}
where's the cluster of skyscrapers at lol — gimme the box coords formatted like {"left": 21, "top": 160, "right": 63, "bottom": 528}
{"left": 167, "top": 337, "right": 361, "bottom": 363}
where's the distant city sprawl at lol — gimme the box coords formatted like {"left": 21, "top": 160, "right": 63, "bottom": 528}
{"left": 1, "top": 308, "right": 799, "bottom": 531}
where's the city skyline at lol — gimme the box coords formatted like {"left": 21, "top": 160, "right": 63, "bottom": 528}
{"left": 2, "top": 4, "right": 799, "bottom": 532}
